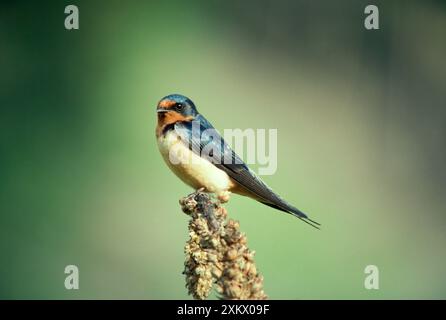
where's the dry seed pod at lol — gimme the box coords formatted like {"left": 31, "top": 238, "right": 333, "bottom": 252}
{"left": 181, "top": 190, "right": 267, "bottom": 300}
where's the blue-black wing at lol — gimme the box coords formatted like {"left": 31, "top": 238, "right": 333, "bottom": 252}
{"left": 174, "top": 115, "right": 320, "bottom": 229}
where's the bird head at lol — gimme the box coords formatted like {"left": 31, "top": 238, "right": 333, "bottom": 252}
{"left": 156, "top": 94, "right": 198, "bottom": 126}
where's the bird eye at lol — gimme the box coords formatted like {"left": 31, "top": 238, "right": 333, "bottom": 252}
{"left": 175, "top": 103, "right": 184, "bottom": 111}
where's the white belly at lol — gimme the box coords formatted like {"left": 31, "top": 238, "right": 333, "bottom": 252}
{"left": 157, "top": 130, "right": 233, "bottom": 193}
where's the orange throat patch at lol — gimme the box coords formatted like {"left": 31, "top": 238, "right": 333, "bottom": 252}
{"left": 156, "top": 111, "right": 193, "bottom": 137}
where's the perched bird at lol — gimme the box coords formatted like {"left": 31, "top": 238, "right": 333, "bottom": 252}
{"left": 155, "top": 94, "right": 320, "bottom": 228}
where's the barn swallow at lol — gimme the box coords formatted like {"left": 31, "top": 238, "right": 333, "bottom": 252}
{"left": 155, "top": 94, "right": 320, "bottom": 228}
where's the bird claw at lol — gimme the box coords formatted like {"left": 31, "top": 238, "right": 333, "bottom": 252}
{"left": 185, "top": 188, "right": 231, "bottom": 204}
{"left": 186, "top": 187, "right": 205, "bottom": 198}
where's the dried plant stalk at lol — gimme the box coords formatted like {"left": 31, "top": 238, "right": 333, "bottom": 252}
{"left": 180, "top": 191, "right": 267, "bottom": 300}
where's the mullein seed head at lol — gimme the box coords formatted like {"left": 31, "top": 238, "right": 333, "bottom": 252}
{"left": 181, "top": 191, "right": 267, "bottom": 300}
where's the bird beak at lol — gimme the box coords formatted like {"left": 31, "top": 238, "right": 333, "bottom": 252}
{"left": 157, "top": 108, "right": 169, "bottom": 114}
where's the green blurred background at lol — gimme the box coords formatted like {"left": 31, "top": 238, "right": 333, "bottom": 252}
{"left": 1, "top": 0, "right": 445, "bottom": 299}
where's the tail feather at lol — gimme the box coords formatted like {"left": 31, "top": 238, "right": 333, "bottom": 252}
{"left": 259, "top": 201, "right": 321, "bottom": 230}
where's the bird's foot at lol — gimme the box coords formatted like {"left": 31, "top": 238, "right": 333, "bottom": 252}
{"left": 180, "top": 188, "right": 207, "bottom": 215}
{"left": 186, "top": 187, "right": 205, "bottom": 198}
